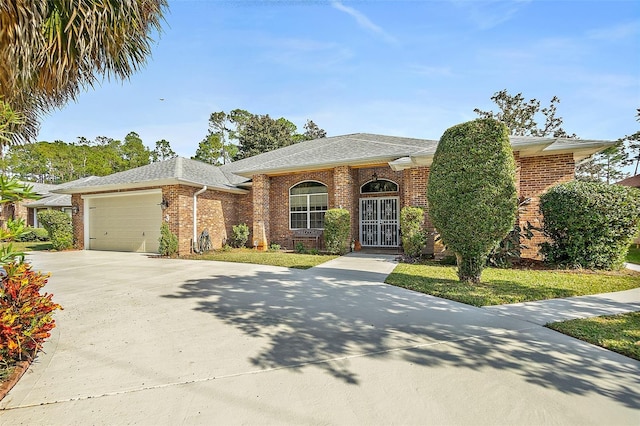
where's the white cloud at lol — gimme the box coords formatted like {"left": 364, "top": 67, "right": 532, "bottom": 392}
{"left": 450, "top": 0, "right": 532, "bottom": 30}
{"left": 331, "top": 1, "right": 397, "bottom": 44}
{"left": 587, "top": 21, "right": 640, "bottom": 41}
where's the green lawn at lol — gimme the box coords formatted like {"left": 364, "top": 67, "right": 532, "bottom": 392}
{"left": 186, "top": 248, "right": 338, "bottom": 269}
{"left": 385, "top": 262, "right": 640, "bottom": 307}
{"left": 4, "top": 241, "right": 53, "bottom": 252}
{"left": 547, "top": 312, "right": 640, "bottom": 361}
{"left": 627, "top": 245, "right": 640, "bottom": 264}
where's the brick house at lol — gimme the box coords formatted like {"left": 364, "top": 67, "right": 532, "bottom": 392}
{"left": 56, "top": 133, "right": 615, "bottom": 258}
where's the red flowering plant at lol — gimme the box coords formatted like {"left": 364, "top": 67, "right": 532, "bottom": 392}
{"left": 0, "top": 262, "right": 62, "bottom": 366}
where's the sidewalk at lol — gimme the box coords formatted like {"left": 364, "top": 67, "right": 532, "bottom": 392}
{"left": 484, "top": 262, "right": 640, "bottom": 326}
{"left": 484, "top": 287, "right": 640, "bottom": 325}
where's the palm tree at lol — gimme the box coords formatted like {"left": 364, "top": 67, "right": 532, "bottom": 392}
{"left": 0, "top": 0, "right": 167, "bottom": 145}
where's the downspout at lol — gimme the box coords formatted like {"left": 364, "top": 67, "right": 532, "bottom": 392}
{"left": 193, "top": 186, "right": 207, "bottom": 253}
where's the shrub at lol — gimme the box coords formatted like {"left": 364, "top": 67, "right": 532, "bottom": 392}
{"left": 268, "top": 243, "right": 281, "bottom": 252}
{"left": 294, "top": 242, "right": 306, "bottom": 254}
{"left": 400, "top": 206, "right": 426, "bottom": 258}
{"left": 487, "top": 197, "right": 537, "bottom": 268}
{"left": 16, "top": 227, "right": 49, "bottom": 242}
{"left": 324, "top": 208, "right": 351, "bottom": 255}
{"left": 231, "top": 223, "right": 250, "bottom": 248}
{"left": 0, "top": 262, "right": 62, "bottom": 366}
{"left": 158, "top": 222, "right": 178, "bottom": 256}
{"left": 540, "top": 181, "right": 640, "bottom": 270}
{"left": 427, "top": 118, "right": 517, "bottom": 283}
{"left": 37, "top": 210, "right": 73, "bottom": 250}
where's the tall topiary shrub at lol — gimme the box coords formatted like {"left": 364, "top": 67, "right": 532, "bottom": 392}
{"left": 427, "top": 118, "right": 517, "bottom": 283}
{"left": 37, "top": 210, "right": 73, "bottom": 251}
{"left": 324, "top": 208, "right": 350, "bottom": 254}
{"left": 540, "top": 181, "right": 640, "bottom": 270}
{"left": 400, "top": 206, "right": 426, "bottom": 258}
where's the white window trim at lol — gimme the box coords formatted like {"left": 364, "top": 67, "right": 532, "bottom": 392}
{"left": 289, "top": 181, "right": 328, "bottom": 230}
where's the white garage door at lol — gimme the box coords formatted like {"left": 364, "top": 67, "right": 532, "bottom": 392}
{"left": 87, "top": 191, "right": 162, "bottom": 253}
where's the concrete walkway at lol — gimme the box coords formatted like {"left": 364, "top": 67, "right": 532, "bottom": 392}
{"left": 1, "top": 251, "right": 639, "bottom": 425}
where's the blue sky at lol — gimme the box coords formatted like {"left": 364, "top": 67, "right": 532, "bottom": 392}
{"left": 38, "top": 0, "right": 639, "bottom": 163}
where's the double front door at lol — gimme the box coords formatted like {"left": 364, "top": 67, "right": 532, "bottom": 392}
{"left": 359, "top": 197, "right": 399, "bottom": 247}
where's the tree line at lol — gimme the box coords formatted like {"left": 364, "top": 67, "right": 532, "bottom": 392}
{"left": 1, "top": 110, "right": 326, "bottom": 184}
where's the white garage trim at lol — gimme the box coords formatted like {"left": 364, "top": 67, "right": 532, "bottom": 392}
{"left": 82, "top": 189, "right": 163, "bottom": 252}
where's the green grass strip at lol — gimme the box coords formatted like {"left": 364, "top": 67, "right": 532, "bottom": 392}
{"left": 547, "top": 312, "right": 640, "bottom": 361}
{"left": 385, "top": 262, "right": 640, "bottom": 307}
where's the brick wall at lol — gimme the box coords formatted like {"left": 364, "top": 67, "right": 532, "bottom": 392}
{"left": 519, "top": 153, "right": 575, "bottom": 258}
{"left": 237, "top": 190, "right": 254, "bottom": 245}
{"left": 163, "top": 185, "right": 244, "bottom": 254}
{"left": 267, "top": 170, "right": 334, "bottom": 249}
{"left": 401, "top": 166, "right": 436, "bottom": 254}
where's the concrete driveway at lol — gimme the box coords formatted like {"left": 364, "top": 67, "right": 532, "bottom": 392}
{"left": 1, "top": 251, "right": 639, "bottom": 425}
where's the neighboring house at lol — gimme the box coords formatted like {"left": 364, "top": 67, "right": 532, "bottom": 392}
{"left": 1, "top": 181, "right": 59, "bottom": 228}
{"left": 22, "top": 177, "right": 98, "bottom": 228}
{"left": 0, "top": 178, "right": 99, "bottom": 229}
{"left": 55, "top": 133, "right": 616, "bottom": 258}
{"left": 617, "top": 174, "right": 640, "bottom": 188}
{"left": 617, "top": 174, "right": 640, "bottom": 246}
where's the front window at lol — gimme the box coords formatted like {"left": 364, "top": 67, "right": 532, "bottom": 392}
{"left": 290, "top": 181, "right": 328, "bottom": 229}
{"left": 361, "top": 179, "right": 398, "bottom": 193}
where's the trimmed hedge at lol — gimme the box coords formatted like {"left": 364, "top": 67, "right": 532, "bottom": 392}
{"left": 427, "top": 118, "right": 517, "bottom": 283}
{"left": 37, "top": 210, "right": 73, "bottom": 250}
{"left": 324, "top": 208, "right": 350, "bottom": 254}
{"left": 16, "top": 227, "right": 49, "bottom": 242}
{"left": 540, "top": 181, "right": 640, "bottom": 270}
{"left": 400, "top": 206, "right": 426, "bottom": 258}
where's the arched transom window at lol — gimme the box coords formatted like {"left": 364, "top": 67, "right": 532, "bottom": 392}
{"left": 360, "top": 179, "right": 398, "bottom": 194}
{"left": 290, "top": 181, "right": 328, "bottom": 229}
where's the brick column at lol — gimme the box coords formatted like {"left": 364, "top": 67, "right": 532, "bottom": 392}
{"left": 252, "top": 174, "right": 270, "bottom": 250}
{"left": 71, "top": 194, "right": 84, "bottom": 249}
{"left": 333, "top": 166, "right": 356, "bottom": 241}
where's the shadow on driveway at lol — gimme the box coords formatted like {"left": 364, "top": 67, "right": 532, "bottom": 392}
{"left": 162, "top": 266, "right": 640, "bottom": 409}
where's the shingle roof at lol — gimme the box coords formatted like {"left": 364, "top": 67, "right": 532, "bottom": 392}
{"left": 20, "top": 181, "right": 58, "bottom": 195}
{"left": 222, "top": 133, "right": 616, "bottom": 176}
{"left": 24, "top": 193, "right": 71, "bottom": 208}
{"left": 617, "top": 174, "right": 640, "bottom": 188}
{"left": 221, "top": 133, "right": 438, "bottom": 177}
{"left": 52, "top": 133, "right": 618, "bottom": 194}
{"left": 55, "top": 157, "right": 249, "bottom": 194}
